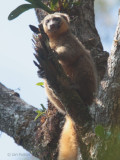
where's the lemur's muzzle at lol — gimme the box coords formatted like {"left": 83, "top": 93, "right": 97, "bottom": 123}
{"left": 48, "top": 20, "right": 61, "bottom": 32}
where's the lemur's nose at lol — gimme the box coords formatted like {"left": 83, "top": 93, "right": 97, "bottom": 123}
{"left": 50, "top": 24, "right": 55, "bottom": 29}
{"left": 48, "top": 24, "right": 57, "bottom": 31}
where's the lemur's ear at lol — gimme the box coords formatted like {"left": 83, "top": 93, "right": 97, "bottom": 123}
{"left": 54, "top": 12, "right": 70, "bottom": 23}
{"left": 60, "top": 13, "right": 70, "bottom": 23}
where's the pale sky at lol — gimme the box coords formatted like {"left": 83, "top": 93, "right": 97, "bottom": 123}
{"left": 0, "top": 0, "right": 47, "bottom": 108}
{"left": 0, "top": 0, "right": 119, "bottom": 160}
{"left": 0, "top": 0, "right": 46, "bottom": 159}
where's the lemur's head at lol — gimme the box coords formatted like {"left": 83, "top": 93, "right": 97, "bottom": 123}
{"left": 42, "top": 13, "right": 70, "bottom": 38}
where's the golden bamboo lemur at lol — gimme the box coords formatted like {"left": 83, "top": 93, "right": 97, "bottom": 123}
{"left": 42, "top": 13, "right": 97, "bottom": 160}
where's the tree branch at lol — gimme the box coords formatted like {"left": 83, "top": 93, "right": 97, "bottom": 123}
{"left": 0, "top": 83, "right": 64, "bottom": 160}
{"left": 90, "top": 9, "right": 120, "bottom": 160}
{"left": 93, "top": 9, "right": 120, "bottom": 126}
{"left": 0, "top": 83, "right": 39, "bottom": 157}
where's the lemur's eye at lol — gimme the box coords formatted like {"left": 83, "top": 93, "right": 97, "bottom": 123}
{"left": 46, "top": 19, "right": 50, "bottom": 25}
{"left": 53, "top": 17, "right": 60, "bottom": 21}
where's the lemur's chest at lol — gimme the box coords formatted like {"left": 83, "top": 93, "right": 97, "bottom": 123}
{"left": 49, "top": 40, "right": 74, "bottom": 78}
{"left": 49, "top": 41, "right": 61, "bottom": 51}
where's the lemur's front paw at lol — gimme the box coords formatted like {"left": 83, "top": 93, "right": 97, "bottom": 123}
{"left": 29, "top": 25, "right": 40, "bottom": 34}
{"left": 48, "top": 50, "right": 59, "bottom": 60}
{"left": 33, "top": 61, "right": 46, "bottom": 79}
{"left": 37, "top": 69, "right": 46, "bottom": 79}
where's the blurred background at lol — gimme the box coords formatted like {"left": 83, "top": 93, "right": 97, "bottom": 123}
{"left": 0, "top": 0, "right": 119, "bottom": 159}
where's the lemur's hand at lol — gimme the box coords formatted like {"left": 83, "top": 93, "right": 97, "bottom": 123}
{"left": 33, "top": 61, "right": 46, "bottom": 79}
{"left": 29, "top": 25, "right": 40, "bottom": 34}
{"left": 48, "top": 50, "right": 59, "bottom": 60}
{"left": 37, "top": 69, "right": 46, "bottom": 79}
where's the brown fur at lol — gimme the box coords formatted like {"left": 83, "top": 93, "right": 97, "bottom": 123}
{"left": 42, "top": 13, "right": 97, "bottom": 160}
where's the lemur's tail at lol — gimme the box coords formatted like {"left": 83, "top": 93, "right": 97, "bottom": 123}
{"left": 58, "top": 115, "right": 78, "bottom": 160}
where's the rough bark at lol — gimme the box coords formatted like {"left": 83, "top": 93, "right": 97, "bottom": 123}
{"left": 0, "top": 83, "right": 64, "bottom": 159}
{"left": 0, "top": 0, "right": 119, "bottom": 160}
{"left": 90, "top": 9, "right": 120, "bottom": 160}
{"left": 93, "top": 9, "right": 120, "bottom": 126}
{"left": 0, "top": 83, "right": 40, "bottom": 157}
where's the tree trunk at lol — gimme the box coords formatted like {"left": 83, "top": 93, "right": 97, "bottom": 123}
{"left": 0, "top": 1, "right": 120, "bottom": 160}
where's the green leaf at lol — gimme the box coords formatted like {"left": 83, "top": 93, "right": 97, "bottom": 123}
{"left": 117, "top": 133, "right": 120, "bottom": 141}
{"left": 34, "top": 114, "right": 40, "bottom": 121}
{"left": 36, "top": 82, "right": 44, "bottom": 87}
{"left": 40, "top": 104, "right": 46, "bottom": 112}
{"left": 52, "top": 0, "right": 59, "bottom": 5}
{"left": 51, "top": 0, "right": 58, "bottom": 9}
{"left": 25, "top": 0, "right": 36, "bottom": 3}
{"left": 72, "top": 1, "right": 81, "bottom": 6}
{"left": 8, "top": 4, "right": 34, "bottom": 20}
{"left": 34, "top": 109, "right": 45, "bottom": 121}
{"left": 34, "top": 112, "right": 44, "bottom": 121}
{"left": 95, "top": 125, "right": 105, "bottom": 139}
{"left": 36, "top": 110, "right": 41, "bottom": 114}
{"left": 25, "top": 0, "right": 52, "bottom": 13}
{"left": 50, "top": 0, "right": 59, "bottom": 10}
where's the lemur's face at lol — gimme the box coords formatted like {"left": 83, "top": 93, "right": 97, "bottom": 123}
{"left": 43, "top": 13, "right": 70, "bottom": 37}
{"left": 44, "top": 15, "right": 61, "bottom": 32}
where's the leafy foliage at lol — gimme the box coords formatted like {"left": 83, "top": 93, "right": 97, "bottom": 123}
{"left": 49, "top": 0, "right": 81, "bottom": 11}
{"left": 95, "top": 125, "right": 105, "bottom": 139}
{"left": 8, "top": 0, "right": 81, "bottom": 20}
{"left": 95, "top": 125, "right": 120, "bottom": 160}
{"left": 34, "top": 104, "right": 46, "bottom": 121}
{"left": 50, "top": 0, "right": 58, "bottom": 10}
{"left": 36, "top": 82, "right": 44, "bottom": 88}
{"left": 96, "top": 127, "right": 120, "bottom": 160}
{"left": 8, "top": 0, "right": 52, "bottom": 20}
{"left": 8, "top": 4, "right": 34, "bottom": 20}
